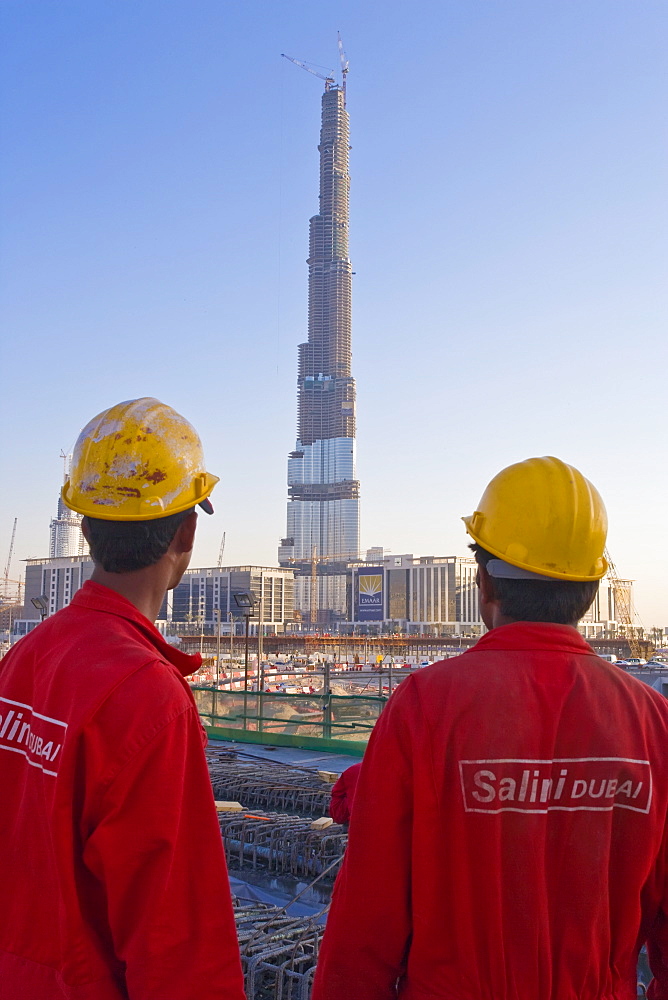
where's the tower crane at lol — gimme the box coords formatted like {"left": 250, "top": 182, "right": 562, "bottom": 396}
{"left": 1, "top": 579, "right": 23, "bottom": 604}
{"left": 281, "top": 53, "right": 335, "bottom": 90}
{"left": 604, "top": 548, "right": 643, "bottom": 659}
{"left": 283, "top": 547, "right": 343, "bottom": 626}
{"left": 337, "top": 32, "right": 349, "bottom": 102}
{"left": 3, "top": 517, "right": 17, "bottom": 597}
{"left": 217, "top": 532, "right": 226, "bottom": 569}
{"left": 307, "top": 548, "right": 354, "bottom": 627}
{"left": 310, "top": 545, "right": 318, "bottom": 627}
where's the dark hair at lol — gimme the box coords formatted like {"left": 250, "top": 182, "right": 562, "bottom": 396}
{"left": 84, "top": 508, "right": 194, "bottom": 573}
{"left": 470, "top": 544, "right": 598, "bottom": 625}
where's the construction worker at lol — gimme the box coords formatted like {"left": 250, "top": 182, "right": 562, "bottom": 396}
{"left": 329, "top": 761, "right": 363, "bottom": 826}
{"left": 0, "top": 399, "right": 244, "bottom": 999}
{"left": 312, "top": 457, "right": 668, "bottom": 1000}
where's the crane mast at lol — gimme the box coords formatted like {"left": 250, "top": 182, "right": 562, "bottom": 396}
{"left": 3, "top": 517, "right": 17, "bottom": 596}
{"left": 337, "top": 32, "right": 349, "bottom": 103}
{"left": 604, "top": 549, "right": 643, "bottom": 659}
{"left": 2, "top": 517, "right": 21, "bottom": 600}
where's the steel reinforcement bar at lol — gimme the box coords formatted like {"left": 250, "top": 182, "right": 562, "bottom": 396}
{"left": 220, "top": 809, "right": 346, "bottom": 880}
{"left": 207, "top": 752, "right": 334, "bottom": 818}
{"left": 235, "top": 898, "right": 324, "bottom": 1000}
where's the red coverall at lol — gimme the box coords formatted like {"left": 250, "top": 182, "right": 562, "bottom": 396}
{"left": 312, "top": 622, "right": 668, "bottom": 1000}
{"left": 0, "top": 580, "right": 245, "bottom": 1000}
{"left": 329, "top": 763, "right": 363, "bottom": 825}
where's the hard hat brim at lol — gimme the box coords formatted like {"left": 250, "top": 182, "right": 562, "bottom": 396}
{"left": 462, "top": 514, "right": 608, "bottom": 582}
{"left": 63, "top": 472, "right": 220, "bottom": 521}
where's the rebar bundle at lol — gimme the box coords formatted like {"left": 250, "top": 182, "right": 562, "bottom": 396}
{"left": 235, "top": 899, "right": 324, "bottom": 1000}
{"left": 219, "top": 809, "right": 346, "bottom": 880}
{"left": 207, "top": 751, "right": 333, "bottom": 818}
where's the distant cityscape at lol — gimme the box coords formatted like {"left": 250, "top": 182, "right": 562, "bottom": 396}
{"left": 4, "top": 540, "right": 663, "bottom": 657}
{"left": 0, "top": 68, "right": 664, "bottom": 656}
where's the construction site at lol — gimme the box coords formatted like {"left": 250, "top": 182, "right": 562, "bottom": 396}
{"left": 206, "top": 742, "right": 354, "bottom": 999}
{"left": 205, "top": 740, "right": 654, "bottom": 998}
{"left": 0, "top": 23, "right": 664, "bottom": 998}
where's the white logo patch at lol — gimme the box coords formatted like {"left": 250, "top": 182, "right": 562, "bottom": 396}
{"left": 0, "top": 697, "right": 67, "bottom": 777}
{"left": 459, "top": 757, "right": 652, "bottom": 814}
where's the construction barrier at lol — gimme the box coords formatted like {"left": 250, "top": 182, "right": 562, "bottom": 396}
{"left": 193, "top": 687, "right": 385, "bottom": 755}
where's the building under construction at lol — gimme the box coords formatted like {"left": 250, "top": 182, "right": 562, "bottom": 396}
{"left": 49, "top": 454, "right": 84, "bottom": 559}
{"left": 278, "top": 58, "right": 360, "bottom": 624}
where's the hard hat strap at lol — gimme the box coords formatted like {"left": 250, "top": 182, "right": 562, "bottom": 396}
{"left": 486, "top": 559, "right": 560, "bottom": 582}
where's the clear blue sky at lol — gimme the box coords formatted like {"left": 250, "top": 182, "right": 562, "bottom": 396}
{"left": 1, "top": 1, "right": 666, "bottom": 624}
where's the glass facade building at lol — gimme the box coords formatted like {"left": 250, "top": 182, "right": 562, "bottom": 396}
{"left": 279, "top": 83, "right": 360, "bottom": 622}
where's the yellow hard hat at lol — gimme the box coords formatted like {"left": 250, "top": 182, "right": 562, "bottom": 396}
{"left": 463, "top": 456, "right": 608, "bottom": 582}
{"left": 62, "top": 397, "right": 219, "bottom": 521}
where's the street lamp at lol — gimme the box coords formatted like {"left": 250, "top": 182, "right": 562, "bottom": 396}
{"left": 257, "top": 572, "right": 264, "bottom": 693}
{"left": 233, "top": 592, "right": 256, "bottom": 726}
{"left": 31, "top": 595, "right": 49, "bottom": 621}
{"left": 213, "top": 607, "right": 221, "bottom": 687}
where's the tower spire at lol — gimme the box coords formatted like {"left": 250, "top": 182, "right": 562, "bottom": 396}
{"left": 279, "top": 47, "right": 360, "bottom": 624}
{"left": 337, "top": 32, "right": 349, "bottom": 105}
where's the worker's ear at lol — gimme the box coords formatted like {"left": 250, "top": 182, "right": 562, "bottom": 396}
{"left": 172, "top": 510, "right": 198, "bottom": 554}
{"left": 81, "top": 517, "right": 91, "bottom": 544}
{"left": 477, "top": 562, "right": 497, "bottom": 606}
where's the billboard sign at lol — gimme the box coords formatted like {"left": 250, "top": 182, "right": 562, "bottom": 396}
{"left": 357, "top": 568, "right": 384, "bottom": 621}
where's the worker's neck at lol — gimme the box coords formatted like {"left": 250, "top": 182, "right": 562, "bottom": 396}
{"left": 488, "top": 611, "right": 578, "bottom": 629}
{"left": 89, "top": 563, "right": 169, "bottom": 623}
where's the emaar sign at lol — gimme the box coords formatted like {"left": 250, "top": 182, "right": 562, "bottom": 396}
{"left": 357, "top": 568, "right": 383, "bottom": 621}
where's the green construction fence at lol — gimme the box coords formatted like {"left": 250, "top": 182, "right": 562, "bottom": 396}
{"left": 191, "top": 687, "right": 386, "bottom": 756}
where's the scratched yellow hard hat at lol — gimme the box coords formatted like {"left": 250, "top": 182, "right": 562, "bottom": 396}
{"left": 62, "top": 397, "right": 219, "bottom": 520}
{"left": 463, "top": 456, "right": 608, "bottom": 582}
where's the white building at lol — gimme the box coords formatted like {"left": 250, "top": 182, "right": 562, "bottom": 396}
{"left": 171, "top": 566, "right": 295, "bottom": 634}
{"left": 22, "top": 555, "right": 93, "bottom": 621}
{"left": 349, "top": 554, "right": 483, "bottom": 635}
{"left": 579, "top": 575, "right": 635, "bottom": 638}
{"left": 348, "top": 555, "right": 636, "bottom": 638}
{"left": 49, "top": 451, "right": 83, "bottom": 558}
{"left": 49, "top": 495, "right": 84, "bottom": 558}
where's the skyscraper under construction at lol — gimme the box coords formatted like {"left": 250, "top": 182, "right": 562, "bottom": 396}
{"left": 278, "top": 67, "right": 360, "bottom": 623}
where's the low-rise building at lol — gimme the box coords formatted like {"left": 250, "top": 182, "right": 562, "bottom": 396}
{"left": 349, "top": 554, "right": 483, "bottom": 635}
{"left": 23, "top": 555, "right": 94, "bottom": 620}
{"left": 8, "top": 552, "right": 636, "bottom": 645}
{"left": 170, "top": 566, "right": 295, "bottom": 634}
{"left": 347, "top": 555, "right": 637, "bottom": 639}
{"left": 13, "top": 556, "right": 295, "bottom": 639}
{"left": 579, "top": 576, "right": 635, "bottom": 639}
